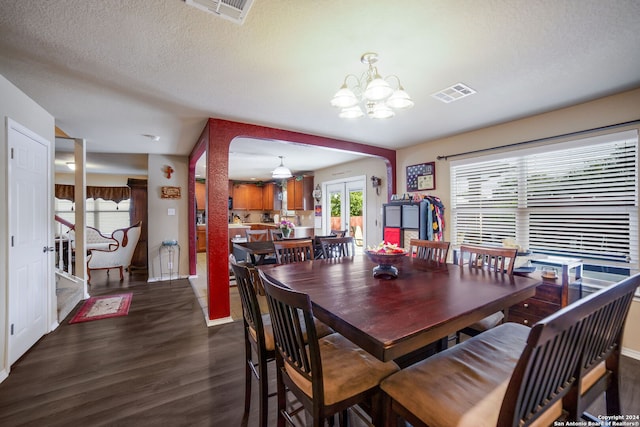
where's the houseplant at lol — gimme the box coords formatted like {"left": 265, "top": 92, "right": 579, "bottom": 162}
{"left": 278, "top": 219, "right": 295, "bottom": 238}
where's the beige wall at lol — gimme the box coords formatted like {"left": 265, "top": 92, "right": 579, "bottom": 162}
{"left": 1, "top": 74, "right": 56, "bottom": 380}
{"left": 313, "top": 156, "right": 389, "bottom": 248}
{"left": 147, "top": 154, "right": 189, "bottom": 281}
{"left": 397, "top": 87, "right": 640, "bottom": 356}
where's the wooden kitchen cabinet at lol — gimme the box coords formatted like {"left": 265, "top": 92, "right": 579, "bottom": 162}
{"left": 286, "top": 176, "right": 314, "bottom": 211}
{"left": 196, "top": 225, "right": 206, "bottom": 252}
{"left": 232, "top": 183, "right": 263, "bottom": 210}
{"left": 262, "top": 182, "right": 282, "bottom": 211}
{"left": 195, "top": 180, "right": 206, "bottom": 210}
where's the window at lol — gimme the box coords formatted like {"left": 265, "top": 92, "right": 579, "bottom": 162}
{"left": 55, "top": 198, "right": 131, "bottom": 235}
{"left": 451, "top": 130, "right": 638, "bottom": 276}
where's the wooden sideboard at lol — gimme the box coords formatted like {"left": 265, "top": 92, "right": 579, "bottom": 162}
{"left": 508, "top": 272, "right": 573, "bottom": 326}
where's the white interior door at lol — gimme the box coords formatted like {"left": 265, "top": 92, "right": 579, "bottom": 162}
{"left": 8, "top": 119, "right": 51, "bottom": 366}
{"left": 324, "top": 177, "right": 365, "bottom": 249}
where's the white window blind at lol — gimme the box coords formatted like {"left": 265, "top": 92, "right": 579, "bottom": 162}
{"left": 451, "top": 130, "right": 638, "bottom": 268}
{"left": 55, "top": 198, "right": 131, "bottom": 235}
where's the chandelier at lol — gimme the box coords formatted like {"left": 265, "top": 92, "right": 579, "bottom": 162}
{"left": 330, "top": 52, "right": 414, "bottom": 119}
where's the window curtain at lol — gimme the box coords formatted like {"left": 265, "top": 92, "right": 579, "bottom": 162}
{"left": 55, "top": 184, "right": 131, "bottom": 203}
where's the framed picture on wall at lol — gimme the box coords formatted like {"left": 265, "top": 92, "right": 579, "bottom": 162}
{"left": 161, "top": 186, "right": 181, "bottom": 199}
{"left": 406, "top": 162, "right": 436, "bottom": 191}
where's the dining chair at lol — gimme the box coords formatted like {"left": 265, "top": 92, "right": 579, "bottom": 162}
{"left": 273, "top": 239, "right": 314, "bottom": 264}
{"left": 330, "top": 229, "right": 347, "bottom": 237}
{"left": 564, "top": 275, "right": 639, "bottom": 422}
{"left": 456, "top": 244, "right": 518, "bottom": 342}
{"left": 380, "top": 273, "right": 640, "bottom": 427}
{"left": 408, "top": 239, "right": 450, "bottom": 263}
{"left": 319, "top": 236, "right": 356, "bottom": 259}
{"left": 258, "top": 270, "right": 399, "bottom": 427}
{"left": 246, "top": 229, "right": 270, "bottom": 242}
{"left": 312, "top": 234, "right": 337, "bottom": 259}
{"left": 230, "top": 259, "right": 275, "bottom": 427}
{"left": 270, "top": 229, "right": 285, "bottom": 241}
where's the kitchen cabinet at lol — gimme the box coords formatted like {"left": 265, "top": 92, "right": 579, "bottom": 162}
{"left": 195, "top": 181, "right": 206, "bottom": 210}
{"left": 233, "top": 183, "right": 263, "bottom": 210}
{"left": 286, "top": 176, "right": 314, "bottom": 211}
{"left": 197, "top": 225, "right": 206, "bottom": 253}
{"left": 262, "top": 182, "right": 282, "bottom": 211}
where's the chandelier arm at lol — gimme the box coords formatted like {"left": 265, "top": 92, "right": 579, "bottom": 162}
{"left": 383, "top": 75, "right": 403, "bottom": 89}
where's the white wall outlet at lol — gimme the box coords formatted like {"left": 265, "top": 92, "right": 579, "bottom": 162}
{"left": 168, "top": 208, "right": 176, "bottom": 216}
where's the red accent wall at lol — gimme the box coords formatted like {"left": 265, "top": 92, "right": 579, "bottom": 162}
{"left": 189, "top": 118, "right": 397, "bottom": 321}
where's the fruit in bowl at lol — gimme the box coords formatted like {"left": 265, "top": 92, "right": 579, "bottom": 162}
{"left": 365, "top": 242, "right": 407, "bottom": 279}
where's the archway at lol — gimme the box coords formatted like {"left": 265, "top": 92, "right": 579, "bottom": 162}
{"left": 188, "top": 119, "right": 396, "bottom": 321}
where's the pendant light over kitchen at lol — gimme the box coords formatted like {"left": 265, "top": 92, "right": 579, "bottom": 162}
{"left": 272, "top": 155, "right": 292, "bottom": 179}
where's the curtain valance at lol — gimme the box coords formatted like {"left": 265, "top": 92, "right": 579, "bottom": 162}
{"left": 55, "top": 184, "right": 131, "bottom": 203}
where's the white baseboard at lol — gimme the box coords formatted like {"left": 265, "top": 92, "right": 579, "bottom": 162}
{"left": 206, "top": 316, "right": 234, "bottom": 327}
{"left": 0, "top": 368, "right": 8, "bottom": 384}
{"left": 621, "top": 347, "right": 640, "bottom": 360}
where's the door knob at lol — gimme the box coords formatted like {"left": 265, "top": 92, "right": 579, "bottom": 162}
{"left": 43, "top": 246, "right": 55, "bottom": 252}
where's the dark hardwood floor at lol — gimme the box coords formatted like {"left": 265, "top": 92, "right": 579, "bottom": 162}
{"left": 0, "top": 271, "right": 638, "bottom": 426}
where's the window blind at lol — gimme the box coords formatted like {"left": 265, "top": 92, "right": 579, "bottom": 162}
{"left": 451, "top": 130, "right": 638, "bottom": 268}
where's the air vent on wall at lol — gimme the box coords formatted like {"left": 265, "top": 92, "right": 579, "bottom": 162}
{"left": 431, "top": 83, "right": 476, "bottom": 104}
{"left": 185, "top": 0, "right": 254, "bottom": 24}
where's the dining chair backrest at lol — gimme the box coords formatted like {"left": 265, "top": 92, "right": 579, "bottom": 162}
{"left": 499, "top": 273, "right": 640, "bottom": 426}
{"left": 273, "top": 239, "right": 314, "bottom": 264}
{"left": 229, "top": 260, "right": 265, "bottom": 349}
{"left": 459, "top": 244, "right": 517, "bottom": 274}
{"left": 229, "top": 257, "right": 274, "bottom": 427}
{"left": 319, "top": 236, "right": 356, "bottom": 259}
{"left": 330, "top": 229, "right": 347, "bottom": 237}
{"left": 563, "top": 273, "right": 639, "bottom": 421}
{"left": 408, "top": 239, "right": 450, "bottom": 263}
{"left": 246, "top": 229, "right": 270, "bottom": 242}
{"left": 259, "top": 270, "right": 322, "bottom": 401}
{"left": 270, "top": 229, "right": 284, "bottom": 241}
{"left": 259, "top": 269, "right": 399, "bottom": 426}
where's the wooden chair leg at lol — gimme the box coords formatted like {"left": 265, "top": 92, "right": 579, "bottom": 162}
{"left": 119, "top": 266, "right": 124, "bottom": 280}
{"left": 275, "top": 359, "right": 286, "bottom": 427}
{"left": 242, "top": 338, "right": 252, "bottom": 427}
{"left": 258, "top": 353, "right": 269, "bottom": 427}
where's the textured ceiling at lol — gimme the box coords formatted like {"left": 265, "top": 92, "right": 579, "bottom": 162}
{"left": 1, "top": 0, "right": 639, "bottom": 179}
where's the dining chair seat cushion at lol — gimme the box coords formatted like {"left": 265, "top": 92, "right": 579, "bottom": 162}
{"left": 250, "top": 314, "right": 334, "bottom": 352}
{"left": 381, "top": 322, "right": 542, "bottom": 427}
{"left": 467, "top": 310, "right": 505, "bottom": 332}
{"left": 285, "top": 333, "right": 399, "bottom": 406}
{"left": 580, "top": 360, "right": 607, "bottom": 394}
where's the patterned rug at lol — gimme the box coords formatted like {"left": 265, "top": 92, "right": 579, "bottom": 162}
{"left": 69, "top": 293, "right": 133, "bottom": 324}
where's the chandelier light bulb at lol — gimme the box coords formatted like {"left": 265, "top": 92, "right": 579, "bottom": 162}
{"left": 386, "top": 87, "right": 415, "bottom": 109}
{"left": 331, "top": 52, "right": 413, "bottom": 119}
{"left": 330, "top": 85, "right": 359, "bottom": 108}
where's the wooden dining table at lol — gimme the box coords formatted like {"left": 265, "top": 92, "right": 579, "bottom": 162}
{"left": 258, "top": 254, "right": 541, "bottom": 363}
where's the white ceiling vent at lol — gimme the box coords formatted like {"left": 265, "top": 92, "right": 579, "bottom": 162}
{"left": 185, "top": 0, "right": 254, "bottom": 24}
{"left": 431, "top": 83, "right": 476, "bottom": 104}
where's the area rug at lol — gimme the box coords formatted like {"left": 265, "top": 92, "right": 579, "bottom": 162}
{"left": 69, "top": 293, "right": 133, "bottom": 324}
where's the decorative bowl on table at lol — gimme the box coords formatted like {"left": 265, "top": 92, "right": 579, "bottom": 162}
{"left": 366, "top": 243, "right": 408, "bottom": 279}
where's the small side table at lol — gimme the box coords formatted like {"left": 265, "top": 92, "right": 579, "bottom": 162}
{"left": 160, "top": 240, "right": 180, "bottom": 282}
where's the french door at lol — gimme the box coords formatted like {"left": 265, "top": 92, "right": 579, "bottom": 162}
{"left": 324, "top": 176, "right": 366, "bottom": 250}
